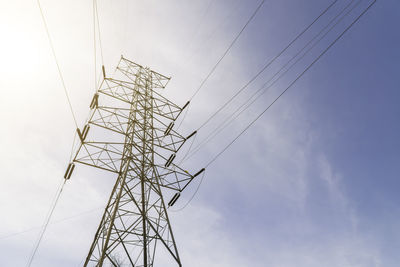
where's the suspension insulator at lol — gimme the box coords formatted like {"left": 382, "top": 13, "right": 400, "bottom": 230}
{"left": 181, "top": 101, "right": 190, "bottom": 110}
{"left": 64, "top": 163, "right": 75, "bottom": 180}
{"left": 77, "top": 124, "right": 90, "bottom": 142}
{"left": 90, "top": 93, "right": 99, "bottom": 109}
{"left": 168, "top": 193, "right": 181, "bottom": 207}
{"left": 102, "top": 65, "right": 106, "bottom": 79}
{"left": 186, "top": 131, "right": 197, "bottom": 140}
{"left": 82, "top": 124, "right": 90, "bottom": 140}
{"left": 77, "top": 128, "right": 83, "bottom": 142}
{"left": 165, "top": 153, "right": 176, "bottom": 167}
{"left": 164, "top": 122, "right": 174, "bottom": 135}
{"left": 193, "top": 168, "right": 205, "bottom": 178}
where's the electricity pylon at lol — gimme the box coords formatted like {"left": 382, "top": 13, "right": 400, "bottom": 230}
{"left": 64, "top": 57, "right": 203, "bottom": 267}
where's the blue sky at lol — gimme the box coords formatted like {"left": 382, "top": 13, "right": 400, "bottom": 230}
{"left": 0, "top": 0, "right": 399, "bottom": 266}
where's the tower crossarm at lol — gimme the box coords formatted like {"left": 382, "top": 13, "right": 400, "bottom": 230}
{"left": 88, "top": 106, "right": 131, "bottom": 136}
{"left": 98, "top": 77, "right": 183, "bottom": 122}
{"left": 117, "top": 56, "right": 171, "bottom": 89}
{"left": 153, "top": 163, "right": 197, "bottom": 192}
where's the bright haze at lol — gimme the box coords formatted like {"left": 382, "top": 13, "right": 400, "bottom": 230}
{"left": 0, "top": 0, "right": 398, "bottom": 266}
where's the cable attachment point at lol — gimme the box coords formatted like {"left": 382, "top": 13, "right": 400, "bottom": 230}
{"left": 77, "top": 124, "right": 90, "bottom": 142}
{"left": 192, "top": 168, "right": 205, "bottom": 178}
{"left": 90, "top": 93, "right": 99, "bottom": 109}
{"left": 164, "top": 122, "right": 174, "bottom": 135}
{"left": 64, "top": 163, "right": 75, "bottom": 180}
{"left": 102, "top": 65, "right": 106, "bottom": 79}
{"left": 185, "top": 131, "right": 197, "bottom": 140}
{"left": 168, "top": 193, "right": 181, "bottom": 207}
{"left": 165, "top": 153, "right": 176, "bottom": 168}
{"left": 175, "top": 100, "right": 190, "bottom": 121}
{"left": 181, "top": 101, "right": 190, "bottom": 110}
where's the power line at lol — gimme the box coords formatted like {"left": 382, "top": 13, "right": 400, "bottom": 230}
{"left": 185, "top": 0, "right": 360, "bottom": 161}
{"left": 189, "top": 0, "right": 266, "bottom": 101}
{"left": 177, "top": 0, "right": 266, "bottom": 129}
{"left": 93, "top": 0, "right": 98, "bottom": 91}
{"left": 68, "top": 0, "right": 103, "bottom": 176}
{"left": 178, "top": 0, "right": 241, "bottom": 78}
{"left": 177, "top": 132, "right": 198, "bottom": 165}
{"left": 174, "top": 0, "right": 359, "bottom": 208}
{"left": 205, "top": 0, "right": 376, "bottom": 168}
{"left": 183, "top": 0, "right": 216, "bottom": 54}
{"left": 94, "top": 0, "right": 105, "bottom": 66}
{"left": 27, "top": 1, "right": 82, "bottom": 264}
{"left": 36, "top": 0, "right": 78, "bottom": 129}
{"left": 68, "top": 0, "right": 104, "bottom": 168}
{"left": 26, "top": 180, "right": 66, "bottom": 267}
{"left": 196, "top": 0, "right": 338, "bottom": 131}
{"left": 0, "top": 206, "right": 101, "bottom": 240}
{"left": 170, "top": 170, "right": 207, "bottom": 212}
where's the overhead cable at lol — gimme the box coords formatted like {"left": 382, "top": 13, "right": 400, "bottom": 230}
{"left": 170, "top": 170, "right": 206, "bottom": 212}
{"left": 93, "top": 0, "right": 98, "bottom": 91}
{"left": 36, "top": 0, "right": 78, "bottom": 128}
{"left": 177, "top": 0, "right": 266, "bottom": 129}
{"left": 29, "top": 1, "right": 85, "bottom": 264}
{"left": 26, "top": 180, "right": 66, "bottom": 267}
{"left": 0, "top": 206, "right": 101, "bottom": 240}
{"left": 189, "top": 0, "right": 266, "bottom": 101}
{"left": 186, "top": 0, "right": 360, "bottom": 160}
{"left": 94, "top": 0, "right": 105, "bottom": 67}
{"left": 196, "top": 0, "right": 339, "bottom": 131}
{"left": 204, "top": 0, "right": 377, "bottom": 168}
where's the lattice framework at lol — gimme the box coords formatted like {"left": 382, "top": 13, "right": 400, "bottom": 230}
{"left": 66, "top": 57, "right": 202, "bottom": 267}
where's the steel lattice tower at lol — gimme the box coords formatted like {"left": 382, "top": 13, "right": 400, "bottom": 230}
{"left": 65, "top": 57, "right": 203, "bottom": 267}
